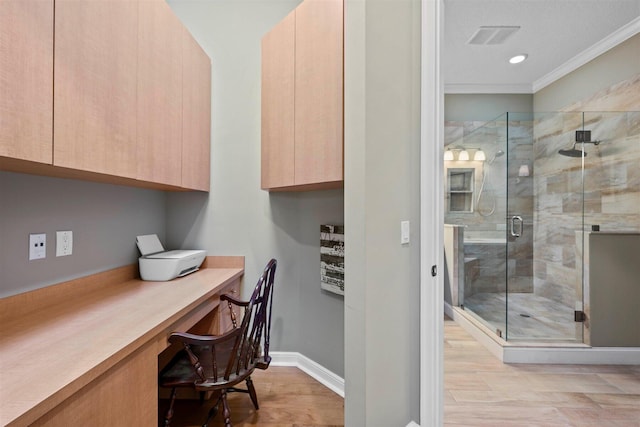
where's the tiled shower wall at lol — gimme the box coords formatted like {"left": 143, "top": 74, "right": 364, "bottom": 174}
{"left": 444, "top": 119, "right": 535, "bottom": 295}
{"left": 533, "top": 74, "right": 640, "bottom": 307}
{"left": 444, "top": 74, "right": 639, "bottom": 307}
{"left": 506, "top": 119, "right": 535, "bottom": 294}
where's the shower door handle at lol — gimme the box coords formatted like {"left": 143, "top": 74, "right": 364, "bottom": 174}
{"left": 510, "top": 215, "right": 523, "bottom": 238}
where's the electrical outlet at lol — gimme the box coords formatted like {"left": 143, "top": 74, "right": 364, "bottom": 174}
{"left": 56, "top": 230, "right": 73, "bottom": 257}
{"left": 29, "top": 233, "right": 46, "bottom": 260}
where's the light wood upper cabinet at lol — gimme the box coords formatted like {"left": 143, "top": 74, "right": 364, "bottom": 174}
{"left": 1, "top": 0, "right": 211, "bottom": 191}
{"left": 53, "top": 0, "right": 138, "bottom": 179}
{"left": 137, "top": 0, "right": 183, "bottom": 186}
{"left": 182, "top": 31, "right": 212, "bottom": 192}
{"left": 294, "top": 0, "right": 343, "bottom": 187}
{"left": 261, "top": 0, "right": 343, "bottom": 191}
{"left": 261, "top": 10, "right": 296, "bottom": 190}
{"left": 0, "top": 0, "right": 53, "bottom": 164}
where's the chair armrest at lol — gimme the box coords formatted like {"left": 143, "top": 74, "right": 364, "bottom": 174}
{"left": 220, "top": 293, "right": 249, "bottom": 307}
{"left": 256, "top": 355, "right": 272, "bottom": 370}
{"left": 168, "top": 328, "right": 241, "bottom": 346}
{"left": 220, "top": 294, "right": 249, "bottom": 329}
{"left": 166, "top": 329, "right": 246, "bottom": 384}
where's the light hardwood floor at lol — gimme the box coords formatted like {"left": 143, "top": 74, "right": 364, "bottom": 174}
{"left": 444, "top": 317, "right": 640, "bottom": 426}
{"left": 159, "top": 366, "right": 344, "bottom": 427}
{"left": 162, "top": 319, "right": 639, "bottom": 427}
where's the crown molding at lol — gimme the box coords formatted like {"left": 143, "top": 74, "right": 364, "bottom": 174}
{"left": 444, "top": 83, "right": 533, "bottom": 94}
{"left": 445, "top": 17, "right": 640, "bottom": 96}
{"left": 533, "top": 16, "right": 640, "bottom": 92}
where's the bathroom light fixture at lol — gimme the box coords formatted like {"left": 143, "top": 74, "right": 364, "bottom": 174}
{"left": 458, "top": 149, "right": 470, "bottom": 161}
{"left": 474, "top": 149, "right": 486, "bottom": 161}
{"left": 509, "top": 54, "right": 528, "bottom": 64}
{"left": 444, "top": 149, "right": 454, "bottom": 161}
{"left": 518, "top": 164, "right": 530, "bottom": 177}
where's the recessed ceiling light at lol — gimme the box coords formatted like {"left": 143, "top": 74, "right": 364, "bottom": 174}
{"left": 509, "top": 54, "right": 528, "bottom": 64}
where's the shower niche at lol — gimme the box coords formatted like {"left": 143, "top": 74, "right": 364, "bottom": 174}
{"left": 447, "top": 168, "right": 475, "bottom": 213}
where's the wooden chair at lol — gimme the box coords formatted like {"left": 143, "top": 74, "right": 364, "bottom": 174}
{"left": 159, "top": 259, "right": 277, "bottom": 427}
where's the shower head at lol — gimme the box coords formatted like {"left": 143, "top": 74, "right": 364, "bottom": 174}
{"left": 559, "top": 130, "right": 603, "bottom": 157}
{"left": 559, "top": 148, "right": 587, "bottom": 157}
{"left": 558, "top": 143, "right": 587, "bottom": 158}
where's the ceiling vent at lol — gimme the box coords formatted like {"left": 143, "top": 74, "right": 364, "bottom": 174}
{"left": 467, "top": 26, "right": 520, "bottom": 45}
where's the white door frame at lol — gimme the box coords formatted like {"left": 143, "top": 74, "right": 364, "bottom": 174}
{"left": 420, "top": 0, "right": 444, "bottom": 426}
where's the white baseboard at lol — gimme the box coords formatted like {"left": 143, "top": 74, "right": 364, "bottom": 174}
{"left": 503, "top": 346, "right": 640, "bottom": 365}
{"left": 269, "top": 354, "right": 427, "bottom": 425}
{"left": 270, "top": 351, "right": 345, "bottom": 398}
{"left": 446, "top": 302, "right": 640, "bottom": 365}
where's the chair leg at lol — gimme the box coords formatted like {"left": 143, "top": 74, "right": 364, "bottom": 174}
{"left": 202, "top": 404, "right": 218, "bottom": 427}
{"left": 163, "top": 387, "right": 177, "bottom": 427}
{"left": 221, "top": 389, "right": 232, "bottom": 427}
{"left": 246, "top": 376, "right": 259, "bottom": 410}
{"left": 202, "top": 393, "right": 222, "bottom": 427}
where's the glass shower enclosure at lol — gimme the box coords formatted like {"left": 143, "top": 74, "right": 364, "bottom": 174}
{"left": 443, "top": 110, "right": 640, "bottom": 343}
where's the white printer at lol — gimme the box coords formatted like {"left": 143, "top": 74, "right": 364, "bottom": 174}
{"left": 136, "top": 234, "right": 207, "bottom": 281}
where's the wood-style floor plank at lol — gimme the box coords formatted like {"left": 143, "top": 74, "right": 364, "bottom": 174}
{"left": 444, "top": 317, "right": 640, "bottom": 426}
{"left": 160, "top": 319, "right": 639, "bottom": 426}
{"left": 159, "top": 366, "right": 344, "bottom": 427}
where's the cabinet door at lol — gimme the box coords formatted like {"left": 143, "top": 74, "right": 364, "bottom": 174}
{"left": 294, "top": 0, "right": 343, "bottom": 186}
{"left": 261, "top": 10, "right": 295, "bottom": 190}
{"left": 137, "top": 0, "right": 183, "bottom": 186}
{"left": 54, "top": 0, "right": 138, "bottom": 178}
{"left": 182, "top": 31, "right": 211, "bottom": 192}
{"left": 0, "top": 0, "right": 53, "bottom": 164}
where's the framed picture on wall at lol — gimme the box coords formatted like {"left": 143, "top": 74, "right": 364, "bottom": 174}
{"left": 321, "top": 225, "right": 344, "bottom": 296}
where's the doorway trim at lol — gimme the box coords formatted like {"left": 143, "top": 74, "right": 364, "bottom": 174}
{"left": 420, "top": 0, "right": 444, "bottom": 426}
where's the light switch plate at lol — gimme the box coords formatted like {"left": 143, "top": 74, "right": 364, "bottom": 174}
{"left": 29, "top": 233, "right": 46, "bottom": 260}
{"left": 56, "top": 230, "right": 73, "bottom": 257}
{"left": 401, "top": 220, "right": 410, "bottom": 244}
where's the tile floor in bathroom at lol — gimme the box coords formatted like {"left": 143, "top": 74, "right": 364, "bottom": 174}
{"left": 444, "top": 316, "right": 640, "bottom": 426}
{"left": 463, "top": 292, "right": 579, "bottom": 341}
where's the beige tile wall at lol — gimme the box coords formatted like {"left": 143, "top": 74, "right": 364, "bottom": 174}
{"left": 444, "top": 74, "right": 639, "bottom": 309}
{"left": 533, "top": 73, "right": 640, "bottom": 307}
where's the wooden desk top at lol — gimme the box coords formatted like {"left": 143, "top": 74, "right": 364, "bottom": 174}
{"left": 0, "top": 265, "right": 243, "bottom": 426}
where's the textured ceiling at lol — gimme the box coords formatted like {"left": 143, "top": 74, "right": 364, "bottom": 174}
{"left": 443, "top": 0, "right": 640, "bottom": 93}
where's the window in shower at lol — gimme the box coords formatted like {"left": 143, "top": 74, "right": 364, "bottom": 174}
{"left": 447, "top": 168, "right": 475, "bottom": 213}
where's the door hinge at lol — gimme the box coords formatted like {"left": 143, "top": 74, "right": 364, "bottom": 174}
{"left": 431, "top": 265, "right": 437, "bottom": 277}
{"left": 574, "top": 310, "right": 586, "bottom": 322}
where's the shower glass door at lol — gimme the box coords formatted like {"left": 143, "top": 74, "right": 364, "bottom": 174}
{"left": 505, "top": 112, "right": 584, "bottom": 342}
{"left": 444, "top": 114, "right": 509, "bottom": 338}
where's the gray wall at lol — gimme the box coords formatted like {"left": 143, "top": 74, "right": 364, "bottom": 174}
{"left": 445, "top": 94, "right": 533, "bottom": 121}
{"left": 344, "top": 0, "right": 421, "bottom": 425}
{"left": 0, "top": 171, "right": 166, "bottom": 297}
{"left": 165, "top": 0, "right": 345, "bottom": 377}
{"left": 587, "top": 233, "right": 640, "bottom": 347}
{"left": 0, "top": 3, "right": 424, "bottom": 425}
{"left": 534, "top": 33, "right": 640, "bottom": 112}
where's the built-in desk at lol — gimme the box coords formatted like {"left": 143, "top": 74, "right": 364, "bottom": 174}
{"left": 0, "top": 257, "right": 244, "bottom": 426}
